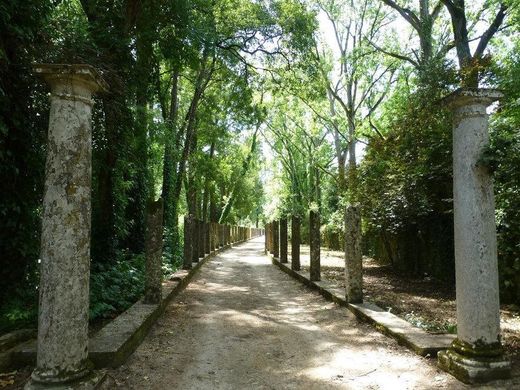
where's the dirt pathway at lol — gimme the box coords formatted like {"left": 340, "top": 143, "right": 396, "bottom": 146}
{"left": 107, "top": 237, "right": 467, "bottom": 389}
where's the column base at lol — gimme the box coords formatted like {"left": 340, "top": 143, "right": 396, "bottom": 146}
{"left": 25, "top": 370, "right": 107, "bottom": 390}
{"left": 438, "top": 348, "right": 511, "bottom": 384}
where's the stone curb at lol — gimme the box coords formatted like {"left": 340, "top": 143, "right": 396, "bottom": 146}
{"left": 0, "top": 329, "right": 36, "bottom": 371}
{"left": 10, "top": 239, "right": 254, "bottom": 369}
{"left": 270, "top": 255, "right": 455, "bottom": 357}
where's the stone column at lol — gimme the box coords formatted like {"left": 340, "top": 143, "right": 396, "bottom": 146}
{"left": 291, "top": 216, "right": 301, "bottom": 271}
{"left": 210, "top": 223, "right": 215, "bottom": 252}
{"left": 280, "top": 218, "right": 288, "bottom": 263}
{"left": 29, "top": 64, "right": 108, "bottom": 388}
{"left": 144, "top": 198, "right": 164, "bottom": 304}
{"left": 192, "top": 219, "right": 199, "bottom": 264}
{"left": 309, "top": 210, "right": 321, "bottom": 281}
{"left": 438, "top": 89, "right": 510, "bottom": 384}
{"left": 272, "top": 220, "right": 280, "bottom": 259}
{"left": 198, "top": 220, "right": 205, "bottom": 258}
{"left": 183, "top": 215, "right": 193, "bottom": 269}
{"left": 204, "top": 221, "right": 210, "bottom": 254}
{"left": 270, "top": 223, "right": 273, "bottom": 251}
{"left": 344, "top": 204, "right": 362, "bottom": 303}
{"left": 264, "top": 224, "right": 268, "bottom": 254}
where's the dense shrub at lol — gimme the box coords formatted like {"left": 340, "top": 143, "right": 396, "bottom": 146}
{"left": 89, "top": 252, "right": 145, "bottom": 321}
{"left": 491, "top": 41, "right": 520, "bottom": 303}
{"left": 358, "top": 84, "right": 455, "bottom": 281}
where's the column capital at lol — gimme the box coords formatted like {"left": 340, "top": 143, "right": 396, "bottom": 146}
{"left": 443, "top": 88, "right": 503, "bottom": 109}
{"left": 33, "top": 63, "right": 109, "bottom": 94}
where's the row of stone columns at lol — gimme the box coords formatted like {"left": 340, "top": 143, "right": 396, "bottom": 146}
{"left": 265, "top": 89, "right": 510, "bottom": 384}
{"left": 183, "top": 220, "right": 263, "bottom": 270}
{"left": 266, "top": 218, "right": 302, "bottom": 272}
{"left": 30, "top": 61, "right": 509, "bottom": 387}
{"left": 265, "top": 208, "right": 361, "bottom": 301}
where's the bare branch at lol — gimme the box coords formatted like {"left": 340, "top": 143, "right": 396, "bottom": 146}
{"left": 474, "top": 3, "right": 508, "bottom": 59}
{"left": 367, "top": 39, "right": 419, "bottom": 67}
{"left": 380, "top": 0, "right": 421, "bottom": 31}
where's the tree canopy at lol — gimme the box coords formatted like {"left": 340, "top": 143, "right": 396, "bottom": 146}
{"left": 1, "top": 0, "right": 519, "bottom": 332}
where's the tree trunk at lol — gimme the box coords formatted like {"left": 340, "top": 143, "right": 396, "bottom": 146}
{"left": 144, "top": 198, "right": 164, "bottom": 304}
{"left": 130, "top": 2, "right": 154, "bottom": 253}
{"left": 309, "top": 210, "right": 321, "bottom": 281}
{"left": 183, "top": 215, "right": 193, "bottom": 270}
{"left": 345, "top": 204, "right": 362, "bottom": 303}
{"left": 161, "top": 68, "right": 180, "bottom": 220}
{"left": 93, "top": 94, "right": 121, "bottom": 262}
{"left": 291, "top": 216, "right": 301, "bottom": 271}
{"left": 272, "top": 220, "right": 280, "bottom": 259}
{"left": 280, "top": 218, "right": 288, "bottom": 263}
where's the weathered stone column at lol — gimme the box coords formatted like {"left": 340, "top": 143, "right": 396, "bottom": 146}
{"left": 269, "top": 223, "right": 273, "bottom": 252}
{"left": 272, "top": 220, "right": 280, "bottom": 259}
{"left": 344, "top": 204, "right": 362, "bottom": 303}
{"left": 198, "top": 220, "right": 205, "bottom": 258}
{"left": 204, "top": 221, "right": 210, "bottom": 254}
{"left": 309, "top": 210, "right": 321, "bottom": 281}
{"left": 183, "top": 215, "right": 193, "bottom": 270}
{"left": 291, "top": 216, "right": 301, "bottom": 271}
{"left": 144, "top": 198, "right": 164, "bottom": 304}
{"left": 266, "top": 224, "right": 269, "bottom": 249}
{"left": 438, "top": 89, "right": 510, "bottom": 384}
{"left": 212, "top": 223, "right": 216, "bottom": 250}
{"left": 264, "top": 224, "right": 268, "bottom": 254}
{"left": 28, "top": 64, "right": 108, "bottom": 389}
{"left": 270, "top": 223, "right": 273, "bottom": 251}
{"left": 192, "top": 219, "right": 199, "bottom": 264}
{"left": 280, "top": 218, "right": 288, "bottom": 263}
{"left": 210, "top": 223, "right": 216, "bottom": 252}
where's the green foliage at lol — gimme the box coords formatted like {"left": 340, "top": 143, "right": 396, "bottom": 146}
{"left": 0, "top": 287, "right": 38, "bottom": 333}
{"left": 358, "top": 81, "right": 454, "bottom": 279}
{"left": 403, "top": 312, "right": 457, "bottom": 334}
{"left": 0, "top": 0, "right": 52, "bottom": 307}
{"left": 89, "top": 252, "right": 145, "bottom": 320}
{"left": 491, "top": 38, "right": 520, "bottom": 302}
{"left": 3, "top": 0, "right": 518, "bottom": 336}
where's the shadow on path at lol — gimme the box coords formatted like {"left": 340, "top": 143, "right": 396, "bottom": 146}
{"left": 107, "top": 237, "right": 467, "bottom": 389}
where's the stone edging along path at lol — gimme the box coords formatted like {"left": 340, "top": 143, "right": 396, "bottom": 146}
{"left": 10, "top": 239, "right": 252, "bottom": 369}
{"left": 270, "top": 255, "right": 456, "bottom": 358}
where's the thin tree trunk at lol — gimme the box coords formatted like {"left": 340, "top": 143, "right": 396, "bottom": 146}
{"left": 291, "top": 216, "right": 301, "bottom": 271}
{"left": 130, "top": 4, "right": 153, "bottom": 253}
{"left": 219, "top": 128, "right": 259, "bottom": 223}
{"left": 280, "top": 218, "right": 288, "bottom": 263}
{"left": 309, "top": 210, "right": 321, "bottom": 281}
{"left": 161, "top": 68, "right": 180, "bottom": 217}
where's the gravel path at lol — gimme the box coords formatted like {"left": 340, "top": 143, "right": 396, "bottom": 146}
{"left": 106, "top": 237, "right": 466, "bottom": 389}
